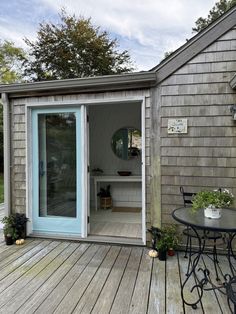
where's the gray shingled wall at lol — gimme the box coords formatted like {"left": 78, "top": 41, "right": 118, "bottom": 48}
{"left": 159, "top": 26, "right": 236, "bottom": 225}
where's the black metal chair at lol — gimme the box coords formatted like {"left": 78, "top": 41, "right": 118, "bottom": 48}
{"left": 180, "top": 186, "right": 222, "bottom": 279}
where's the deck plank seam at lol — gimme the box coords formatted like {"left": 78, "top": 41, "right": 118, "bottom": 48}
{"left": 89, "top": 245, "right": 122, "bottom": 314}
{"left": 70, "top": 245, "right": 113, "bottom": 314}
{"left": 15, "top": 242, "right": 85, "bottom": 313}
{"left": 17, "top": 242, "right": 92, "bottom": 314}
{"left": 125, "top": 247, "right": 143, "bottom": 313}
{"left": 177, "top": 252, "right": 186, "bottom": 314}
{"left": 0, "top": 240, "right": 65, "bottom": 310}
{"left": 146, "top": 254, "right": 154, "bottom": 314}
{"left": 0, "top": 242, "right": 79, "bottom": 313}
{"left": 108, "top": 246, "right": 133, "bottom": 313}
{"left": 201, "top": 255, "right": 224, "bottom": 314}
{"left": 126, "top": 247, "right": 144, "bottom": 313}
{"left": 51, "top": 244, "right": 105, "bottom": 313}
{"left": 0, "top": 239, "right": 43, "bottom": 269}
{"left": 0, "top": 240, "right": 55, "bottom": 285}
{"left": 49, "top": 244, "right": 101, "bottom": 313}
{"left": 0, "top": 238, "right": 41, "bottom": 263}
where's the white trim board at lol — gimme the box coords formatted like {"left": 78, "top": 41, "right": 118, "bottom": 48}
{"left": 25, "top": 97, "right": 145, "bottom": 108}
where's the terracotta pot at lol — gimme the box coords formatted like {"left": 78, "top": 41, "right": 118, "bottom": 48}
{"left": 168, "top": 248, "right": 175, "bottom": 256}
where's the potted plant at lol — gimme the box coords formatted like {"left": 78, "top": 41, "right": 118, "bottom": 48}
{"left": 97, "top": 185, "right": 112, "bottom": 209}
{"left": 14, "top": 213, "right": 29, "bottom": 239}
{"left": 192, "top": 189, "right": 234, "bottom": 219}
{"left": 156, "top": 232, "right": 169, "bottom": 261}
{"left": 1, "top": 215, "right": 18, "bottom": 245}
{"left": 1, "top": 213, "right": 29, "bottom": 245}
{"left": 162, "top": 225, "right": 179, "bottom": 256}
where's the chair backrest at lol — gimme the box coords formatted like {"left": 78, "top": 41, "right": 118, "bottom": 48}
{"left": 180, "top": 186, "right": 196, "bottom": 207}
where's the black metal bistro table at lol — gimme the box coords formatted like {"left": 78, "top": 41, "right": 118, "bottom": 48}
{"left": 172, "top": 207, "right": 236, "bottom": 313}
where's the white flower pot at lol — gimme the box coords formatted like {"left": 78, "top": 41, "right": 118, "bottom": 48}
{"left": 204, "top": 206, "right": 222, "bottom": 219}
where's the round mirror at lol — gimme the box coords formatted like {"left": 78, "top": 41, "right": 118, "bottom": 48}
{"left": 111, "top": 127, "right": 141, "bottom": 160}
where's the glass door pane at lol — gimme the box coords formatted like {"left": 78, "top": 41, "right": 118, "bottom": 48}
{"left": 38, "top": 113, "right": 77, "bottom": 218}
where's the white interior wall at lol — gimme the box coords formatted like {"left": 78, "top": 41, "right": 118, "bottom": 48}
{"left": 89, "top": 102, "right": 142, "bottom": 208}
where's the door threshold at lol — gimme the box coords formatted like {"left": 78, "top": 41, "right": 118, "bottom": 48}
{"left": 28, "top": 232, "right": 145, "bottom": 246}
{"left": 87, "top": 235, "right": 144, "bottom": 246}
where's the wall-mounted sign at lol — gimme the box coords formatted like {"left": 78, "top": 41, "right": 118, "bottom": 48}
{"left": 167, "top": 119, "right": 188, "bottom": 134}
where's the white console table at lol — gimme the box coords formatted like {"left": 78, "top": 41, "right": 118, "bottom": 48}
{"left": 93, "top": 175, "right": 142, "bottom": 211}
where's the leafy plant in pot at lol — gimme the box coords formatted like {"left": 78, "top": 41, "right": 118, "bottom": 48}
{"left": 1, "top": 215, "right": 18, "bottom": 245}
{"left": 162, "top": 225, "right": 179, "bottom": 256}
{"left": 156, "top": 232, "right": 169, "bottom": 261}
{"left": 14, "top": 213, "right": 29, "bottom": 239}
{"left": 97, "top": 185, "right": 112, "bottom": 209}
{"left": 1, "top": 213, "right": 29, "bottom": 245}
{"left": 192, "top": 189, "right": 234, "bottom": 219}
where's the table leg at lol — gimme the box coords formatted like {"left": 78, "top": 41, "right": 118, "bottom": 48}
{"left": 180, "top": 226, "right": 205, "bottom": 309}
{"left": 182, "top": 229, "right": 236, "bottom": 312}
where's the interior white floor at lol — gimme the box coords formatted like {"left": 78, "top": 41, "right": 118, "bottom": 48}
{"left": 89, "top": 208, "right": 142, "bottom": 238}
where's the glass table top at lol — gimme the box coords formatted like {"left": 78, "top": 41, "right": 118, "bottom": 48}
{"left": 172, "top": 207, "right": 236, "bottom": 232}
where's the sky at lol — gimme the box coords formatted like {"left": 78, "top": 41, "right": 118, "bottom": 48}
{"left": 0, "top": 0, "right": 217, "bottom": 71}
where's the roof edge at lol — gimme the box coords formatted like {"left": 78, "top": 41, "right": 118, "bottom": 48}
{"left": 151, "top": 6, "right": 236, "bottom": 83}
{"left": 0, "top": 72, "right": 157, "bottom": 97}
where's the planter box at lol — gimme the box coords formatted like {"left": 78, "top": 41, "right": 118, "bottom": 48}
{"left": 204, "top": 206, "right": 222, "bottom": 219}
{"left": 100, "top": 197, "right": 112, "bottom": 209}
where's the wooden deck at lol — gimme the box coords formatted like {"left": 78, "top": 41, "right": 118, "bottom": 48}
{"left": 0, "top": 232, "right": 234, "bottom": 314}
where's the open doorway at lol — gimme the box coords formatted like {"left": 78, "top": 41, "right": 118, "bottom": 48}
{"left": 88, "top": 101, "right": 143, "bottom": 240}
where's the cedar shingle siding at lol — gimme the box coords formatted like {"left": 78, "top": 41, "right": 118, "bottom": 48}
{"left": 159, "top": 26, "right": 236, "bottom": 224}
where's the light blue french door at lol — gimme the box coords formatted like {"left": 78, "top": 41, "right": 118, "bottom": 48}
{"left": 32, "top": 107, "right": 83, "bottom": 235}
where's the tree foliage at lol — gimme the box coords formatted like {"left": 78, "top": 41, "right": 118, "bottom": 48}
{"left": 193, "top": 0, "right": 236, "bottom": 33}
{"left": 0, "top": 41, "right": 25, "bottom": 174}
{"left": 0, "top": 40, "right": 25, "bottom": 84}
{"left": 24, "top": 11, "right": 134, "bottom": 81}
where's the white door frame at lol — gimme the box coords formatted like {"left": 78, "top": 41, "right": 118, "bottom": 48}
{"left": 86, "top": 97, "right": 146, "bottom": 244}
{"left": 25, "top": 96, "right": 146, "bottom": 244}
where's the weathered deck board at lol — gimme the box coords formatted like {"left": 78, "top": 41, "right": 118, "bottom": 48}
{"left": 91, "top": 246, "right": 132, "bottom": 313}
{"left": 203, "top": 254, "right": 232, "bottom": 314}
{"left": 0, "top": 239, "right": 43, "bottom": 270}
{"left": 0, "top": 242, "right": 78, "bottom": 313}
{"left": 178, "top": 252, "right": 204, "bottom": 314}
{"left": 73, "top": 246, "right": 121, "bottom": 313}
{"left": 53, "top": 245, "right": 111, "bottom": 314}
{"left": 166, "top": 253, "right": 183, "bottom": 313}
{"left": 148, "top": 257, "right": 166, "bottom": 313}
{"left": 34, "top": 244, "right": 101, "bottom": 313}
{"left": 0, "top": 239, "right": 232, "bottom": 314}
{"left": 128, "top": 248, "right": 153, "bottom": 314}
{"left": 0, "top": 238, "right": 37, "bottom": 263}
{"left": 17, "top": 243, "right": 90, "bottom": 314}
{"left": 197, "top": 256, "right": 222, "bottom": 314}
{"left": 0, "top": 240, "right": 58, "bottom": 295}
{"left": 0, "top": 241, "right": 68, "bottom": 309}
{"left": 110, "top": 247, "right": 142, "bottom": 314}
